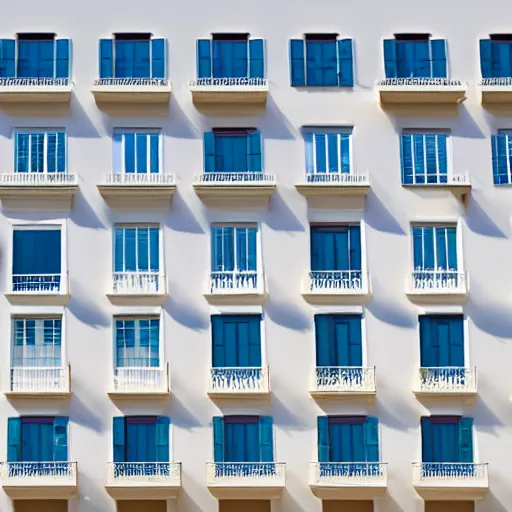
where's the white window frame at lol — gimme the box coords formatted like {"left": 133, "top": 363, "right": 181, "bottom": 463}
{"left": 497, "top": 129, "right": 512, "bottom": 184}
{"left": 112, "top": 129, "right": 162, "bottom": 175}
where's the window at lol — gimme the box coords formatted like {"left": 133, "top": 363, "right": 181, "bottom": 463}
{"left": 204, "top": 129, "right": 262, "bottom": 173}
{"left": 420, "top": 315, "right": 464, "bottom": 368}
{"left": 211, "top": 315, "right": 261, "bottom": 368}
{"left": 113, "top": 416, "right": 170, "bottom": 463}
{"left": 491, "top": 131, "right": 512, "bottom": 184}
{"left": 15, "top": 131, "right": 66, "bottom": 173}
{"left": 383, "top": 37, "right": 447, "bottom": 79}
{"left": 310, "top": 225, "right": 361, "bottom": 272}
{"left": 7, "top": 417, "right": 69, "bottom": 462}
{"left": 13, "top": 318, "right": 62, "bottom": 367}
{"left": 213, "top": 416, "right": 273, "bottom": 462}
{"left": 289, "top": 35, "right": 353, "bottom": 87}
{"left": 304, "top": 128, "right": 351, "bottom": 175}
{"left": 211, "top": 225, "right": 257, "bottom": 273}
{"left": 412, "top": 226, "right": 457, "bottom": 271}
{"left": 400, "top": 132, "right": 448, "bottom": 185}
{"left": 112, "top": 130, "right": 160, "bottom": 174}
{"left": 12, "top": 228, "right": 62, "bottom": 292}
{"left": 114, "top": 225, "right": 160, "bottom": 273}
{"left": 197, "top": 35, "right": 264, "bottom": 79}
{"left": 480, "top": 38, "right": 512, "bottom": 79}
{"left": 99, "top": 35, "right": 166, "bottom": 79}
{"left": 115, "top": 317, "right": 159, "bottom": 368}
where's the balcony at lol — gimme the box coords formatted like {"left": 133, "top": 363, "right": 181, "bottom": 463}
{"left": 403, "top": 174, "right": 471, "bottom": 205}
{"left": 413, "top": 367, "right": 477, "bottom": 402}
{"left": 310, "top": 367, "right": 376, "bottom": 402}
{"left": 6, "top": 273, "right": 69, "bottom": 305}
{"left": 412, "top": 463, "right": 489, "bottom": 500}
{"left": 377, "top": 78, "right": 467, "bottom": 105}
{"left": 205, "top": 271, "right": 266, "bottom": 304}
{"left": 190, "top": 78, "right": 269, "bottom": 105}
{"left": 108, "top": 364, "right": 170, "bottom": 400}
{"left": 193, "top": 172, "right": 276, "bottom": 208}
{"left": 302, "top": 271, "right": 371, "bottom": 305}
{"left": 406, "top": 270, "right": 469, "bottom": 304}
{"left": 0, "top": 173, "right": 78, "bottom": 210}
{"left": 0, "top": 78, "right": 72, "bottom": 103}
{"left": 309, "top": 463, "right": 388, "bottom": 500}
{"left": 296, "top": 173, "right": 370, "bottom": 198}
{"left": 98, "top": 173, "right": 176, "bottom": 209}
{"left": 6, "top": 365, "right": 71, "bottom": 399}
{"left": 105, "top": 462, "right": 181, "bottom": 500}
{"left": 0, "top": 462, "right": 78, "bottom": 499}
{"left": 107, "top": 271, "right": 167, "bottom": 305}
{"left": 479, "top": 78, "right": 512, "bottom": 104}
{"left": 206, "top": 462, "right": 285, "bottom": 500}
{"left": 91, "top": 78, "right": 172, "bottom": 104}
{"left": 208, "top": 367, "right": 270, "bottom": 400}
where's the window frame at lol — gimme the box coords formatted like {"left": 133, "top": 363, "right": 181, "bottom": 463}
{"left": 494, "top": 129, "right": 512, "bottom": 184}
{"left": 112, "top": 128, "right": 162, "bottom": 175}
{"left": 112, "top": 37, "right": 153, "bottom": 79}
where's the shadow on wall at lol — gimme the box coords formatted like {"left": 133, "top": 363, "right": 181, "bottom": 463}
{"left": 265, "top": 189, "right": 305, "bottom": 232}
{"left": 164, "top": 284, "right": 210, "bottom": 330}
{"left": 365, "top": 190, "right": 406, "bottom": 236}
{"left": 471, "top": 396, "right": 507, "bottom": 433}
{"left": 465, "top": 194, "right": 508, "bottom": 238}
{"left": 265, "top": 293, "right": 311, "bottom": 332}
{"left": 373, "top": 392, "right": 419, "bottom": 432}
{"left": 69, "top": 395, "right": 107, "bottom": 434}
{"left": 65, "top": 96, "right": 103, "bottom": 138}
{"left": 169, "top": 395, "right": 205, "bottom": 430}
{"left": 164, "top": 190, "right": 206, "bottom": 235}
{"left": 258, "top": 95, "right": 297, "bottom": 140}
{"left": 376, "top": 492, "right": 407, "bottom": 512}
{"left": 70, "top": 191, "right": 108, "bottom": 230}
{"left": 269, "top": 394, "right": 315, "bottom": 432}
{"left": 366, "top": 282, "right": 416, "bottom": 328}
{"left": 67, "top": 283, "right": 111, "bottom": 328}
{"left": 69, "top": 473, "right": 113, "bottom": 512}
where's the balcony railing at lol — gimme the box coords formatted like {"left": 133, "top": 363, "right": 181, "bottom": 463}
{"left": 308, "top": 270, "right": 366, "bottom": 294}
{"left": 0, "top": 173, "right": 77, "bottom": 186}
{"left": 102, "top": 173, "right": 174, "bottom": 186}
{"left": 309, "top": 462, "right": 387, "bottom": 486}
{"left": 111, "top": 271, "right": 165, "bottom": 295}
{"left": 305, "top": 173, "right": 370, "bottom": 185}
{"left": 194, "top": 172, "right": 276, "bottom": 184}
{"left": 406, "top": 174, "right": 470, "bottom": 186}
{"left": 377, "top": 78, "right": 465, "bottom": 87}
{"left": 190, "top": 77, "right": 268, "bottom": 89}
{"left": 106, "top": 462, "right": 181, "bottom": 485}
{"left": 207, "top": 462, "right": 285, "bottom": 485}
{"left": 209, "top": 367, "right": 269, "bottom": 395}
{"left": 209, "top": 271, "right": 263, "bottom": 295}
{"left": 10, "top": 366, "right": 70, "bottom": 394}
{"left": 11, "top": 274, "right": 63, "bottom": 293}
{"left": 416, "top": 367, "right": 477, "bottom": 394}
{"left": 112, "top": 365, "right": 169, "bottom": 394}
{"left": 312, "top": 367, "right": 376, "bottom": 394}
{"left": 1, "top": 461, "right": 77, "bottom": 483}
{"left": 94, "top": 78, "right": 170, "bottom": 87}
{"left": 409, "top": 270, "right": 468, "bottom": 295}
{"left": 480, "top": 78, "right": 512, "bottom": 86}
{"left": 412, "top": 462, "right": 488, "bottom": 483}
{"left": 0, "top": 78, "right": 70, "bottom": 87}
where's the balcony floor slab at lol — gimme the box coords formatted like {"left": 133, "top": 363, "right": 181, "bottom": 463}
{"left": 204, "top": 292, "right": 267, "bottom": 306}
{"left": 310, "top": 483, "right": 387, "bottom": 500}
{"left": 302, "top": 292, "right": 372, "bottom": 306}
{"left": 207, "top": 485, "right": 284, "bottom": 500}
{"left": 405, "top": 292, "right": 468, "bottom": 306}
{"left": 97, "top": 184, "right": 176, "bottom": 210}
{"left": 414, "top": 485, "right": 489, "bottom": 501}
{"left": 105, "top": 484, "right": 180, "bottom": 500}
{"left": 5, "top": 391, "right": 72, "bottom": 400}
{"left": 5, "top": 292, "right": 70, "bottom": 306}
{"left": 2, "top": 483, "right": 77, "bottom": 499}
{"left": 309, "top": 390, "right": 376, "bottom": 403}
{"left": 108, "top": 391, "right": 171, "bottom": 400}
{"left": 107, "top": 293, "right": 168, "bottom": 306}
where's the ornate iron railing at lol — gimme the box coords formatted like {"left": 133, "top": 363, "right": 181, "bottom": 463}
{"left": 103, "top": 174, "right": 174, "bottom": 185}
{"left": 210, "top": 367, "right": 269, "bottom": 394}
{"left": 309, "top": 462, "right": 387, "bottom": 485}
{"left": 309, "top": 270, "right": 366, "bottom": 293}
{"left": 190, "top": 77, "right": 268, "bottom": 88}
{"left": 413, "top": 462, "right": 488, "bottom": 483}
{"left": 410, "top": 270, "right": 468, "bottom": 294}
{"left": 194, "top": 172, "right": 276, "bottom": 184}
{"left": 11, "top": 274, "right": 64, "bottom": 293}
{"left": 113, "top": 365, "right": 169, "bottom": 394}
{"left": 1, "top": 462, "right": 77, "bottom": 484}
{"left": 0, "top": 78, "right": 70, "bottom": 87}
{"left": 106, "top": 462, "right": 181, "bottom": 485}
{"left": 111, "top": 271, "right": 165, "bottom": 294}
{"left": 417, "top": 367, "right": 476, "bottom": 394}
{"left": 306, "top": 173, "right": 369, "bottom": 185}
{"left": 0, "top": 173, "right": 77, "bottom": 186}
{"left": 10, "top": 365, "right": 70, "bottom": 393}
{"left": 206, "top": 462, "right": 285, "bottom": 485}
{"left": 377, "top": 78, "right": 465, "bottom": 87}
{"left": 313, "top": 367, "right": 376, "bottom": 393}
{"left": 93, "top": 78, "right": 170, "bottom": 86}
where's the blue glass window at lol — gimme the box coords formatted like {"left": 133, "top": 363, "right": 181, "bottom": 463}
{"left": 310, "top": 225, "right": 361, "bottom": 272}
{"left": 114, "top": 225, "right": 159, "bottom": 273}
{"left": 115, "top": 317, "right": 160, "bottom": 368}
{"left": 112, "top": 131, "right": 160, "bottom": 174}
{"left": 412, "top": 226, "right": 458, "bottom": 271}
{"left": 15, "top": 131, "right": 66, "bottom": 173}
{"left": 13, "top": 318, "right": 62, "bottom": 367}
{"left": 304, "top": 129, "right": 351, "bottom": 175}
{"left": 491, "top": 131, "right": 512, "bottom": 185}
{"left": 480, "top": 39, "right": 512, "bottom": 79}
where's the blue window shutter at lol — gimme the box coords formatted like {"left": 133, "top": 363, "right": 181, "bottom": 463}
{"left": 57, "top": 132, "right": 66, "bottom": 173}
{"left": 247, "top": 227, "right": 257, "bottom": 271}
{"left": 7, "top": 418, "right": 21, "bottom": 462}
{"left": 383, "top": 39, "right": 397, "bottom": 78}
{"left": 430, "top": 40, "right": 447, "bottom": 78}
{"left": 124, "top": 133, "right": 135, "bottom": 173}
{"left": 459, "top": 418, "right": 473, "bottom": 463}
{"left": 422, "top": 227, "right": 435, "bottom": 269}
{"left": 348, "top": 225, "right": 361, "bottom": 271}
{"left": 222, "top": 227, "right": 235, "bottom": 271}
{"left": 136, "top": 134, "right": 148, "bottom": 174}
{"left": 304, "top": 132, "right": 314, "bottom": 173}
{"left": 480, "top": 39, "right": 492, "bottom": 79}
{"left": 315, "top": 134, "right": 327, "bottom": 173}
{"left": 315, "top": 315, "right": 330, "bottom": 366}
{"left": 340, "top": 134, "right": 350, "bottom": 173}
{"left": 13, "top": 230, "right": 61, "bottom": 276}
{"left": 0, "top": 40, "right": 15, "bottom": 78}
{"left": 348, "top": 315, "right": 363, "bottom": 366}
{"left": 317, "top": 417, "right": 330, "bottom": 462}
{"left": 420, "top": 316, "right": 438, "bottom": 367}
{"left": 149, "top": 227, "right": 159, "bottom": 271}
{"left": 156, "top": 417, "right": 170, "bottom": 462}
{"left": 310, "top": 227, "right": 324, "bottom": 271}
{"left": 213, "top": 417, "right": 225, "bottom": 462}
{"left": 248, "top": 315, "right": 262, "bottom": 367}
{"left": 448, "top": 316, "right": 464, "bottom": 366}
{"left": 290, "top": 39, "right": 305, "bottom": 86}
{"left": 327, "top": 133, "right": 339, "bottom": 173}
{"left": 212, "top": 315, "right": 226, "bottom": 367}
{"left": 437, "top": 134, "right": 448, "bottom": 179}
{"left": 204, "top": 132, "right": 215, "bottom": 173}
{"left": 497, "top": 43, "right": 512, "bottom": 77}
{"left": 249, "top": 39, "right": 264, "bottom": 78}
{"left": 53, "top": 417, "right": 69, "bottom": 462}
{"left": 15, "top": 133, "right": 29, "bottom": 173}
{"left": 491, "top": 135, "right": 499, "bottom": 184}
{"left": 197, "top": 39, "right": 212, "bottom": 78}
{"left": 337, "top": 39, "right": 353, "bottom": 86}
{"left": 55, "top": 39, "right": 70, "bottom": 79}
{"left": 421, "top": 417, "right": 433, "bottom": 462}
{"left": 498, "top": 134, "right": 509, "bottom": 184}
{"left": 99, "top": 39, "right": 113, "bottom": 79}
{"left": 211, "top": 226, "right": 223, "bottom": 271}
{"left": 412, "top": 227, "right": 423, "bottom": 269}
{"left": 435, "top": 227, "right": 448, "bottom": 270}
{"left": 151, "top": 38, "right": 166, "bottom": 79}
{"left": 113, "top": 417, "right": 126, "bottom": 463}
{"left": 150, "top": 133, "right": 159, "bottom": 174}
{"left": 446, "top": 227, "right": 457, "bottom": 270}
{"left": 137, "top": 227, "right": 149, "bottom": 271}
{"left": 401, "top": 134, "right": 413, "bottom": 184}
{"left": 259, "top": 416, "right": 273, "bottom": 462}
{"left": 364, "top": 417, "right": 379, "bottom": 462}
{"left": 247, "top": 131, "right": 262, "bottom": 172}
{"left": 114, "top": 228, "right": 124, "bottom": 272}
{"left": 414, "top": 41, "right": 430, "bottom": 77}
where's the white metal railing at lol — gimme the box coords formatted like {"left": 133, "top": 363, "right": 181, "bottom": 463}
{"left": 309, "top": 462, "right": 387, "bottom": 487}
{"left": 209, "top": 271, "right": 263, "bottom": 294}
{"left": 1, "top": 462, "right": 77, "bottom": 485}
{"left": 410, "top": 270, "right": 468, "bottom": 294}
{"left": 11, "top": 273, "right": 66, "bottom": 294}
{"left": 10, "top": 365, "right": 70, "bottom": 394}
{"left": 93, "top": 78, "right": 170, "bottom": 87}
{"left": 412, "top": 463, "right": 488, "bottom": 485}
{"left": 190, "top": 78, "right": 268, "bottom": 88}
{"left": 308, "top": 271, "right": 367, "bottom": 294}
{"left": 0, "top": 78, "right": 70, "bottom": 87}
{"left": 377, "top": 78, "right": 465, "bottom": 87}
{"left": 112, "top": 364, "right": 169, "bottom": 394}
{"left": 449, "top": 174, "right": 471, "bottom": 185}
{"left": 312, "top": 367, "right": 376, "bottom": 394}
{"left": 0, "top": 173, "right": 77, "bottom": 186}
{"left": 416, "top": 367, "right": 477, "bottom": 394}
{"left": 102, "top": 173, "right": 174, "bottom": 185}
{"left": 480, "top": 78, "right": 512, "bottom": 86}
{"left": 206, "top": 462, "right": 285, "bottom": 486}
{"left": 106, "top": 462, "right": 181, "bottom": 486}
{"left": 194, "top": 172, "right": 276, "bottom": 184}
{"left": 111, "top": 272, "right": 166, "bottom": 295}
{"left": 305, "top": 173, "right": 369, "bottom": 185}
{"left": 209, "top": 367, "right": 269, "bottom": 394}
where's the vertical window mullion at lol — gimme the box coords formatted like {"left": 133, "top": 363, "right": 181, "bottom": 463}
{"left": 233, "top": 227, "right": 238, "bottom": 272}
{"left": 146, "top": 134, "right": 151, "bottom": 173}
{"left": 422, "top": 135, "right": 427, "bottom": 183}
{"left": 337, "top": 134, "right": 342, "bottom": 173}
{"left": 135, "top": 227, "right": 139, "bottom": 272}
{"left": 432, "top": 227, "right": 438, "bottom": 269}
{"left": 324, "top": 134, "right": 328, "bottom": 172}
{"left": 410, "top": 135, "right": 416, "bottom": 184}
{"left": 435, "top": 135, "right": 440, "bottom": 182}
{"left": 312, "top": 134, "right": 317, "bottom": 174}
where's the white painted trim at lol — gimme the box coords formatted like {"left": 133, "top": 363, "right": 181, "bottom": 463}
{"left": 9, "top": 305, "right": 66, "bottom": 316}
{"left": 310, "top": 305, "right": 364, "bottom": 314}
{"left": 416, "top": 305, "right": 464, "bottom": 314}
{"left": 308, "top": 209, "right": 364, "bottom": 223}
{"left": 209, "top": 305, "right": 263, "bottom": 315}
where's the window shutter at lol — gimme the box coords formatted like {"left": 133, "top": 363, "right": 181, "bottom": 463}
{"left": 7, "top": 418, "right": 21, "bottom": 462}
{"left": 114, "top": 228, "right": 124, "bottom": 272}
{"left": 259, "top": 416, "right": 273, "bottom": 462}
{"left": 204, "top": 132, "right": 215, "bottom": 173}
{"left": 419, "top": 316, "right": 435, "bottom": 367}
{"left": 383, "top": 39, "right": 397, "bottom": 78}
{"left": 348, "top": 315, "right": 363, "bottom": 366}
{"left": 340, "top": 134, "right": 350, "bottom": 173}
{"left": 348, "top": 225, "right": 362, "bottom": 271}
{"left": 55, "top": 39, "right": 70, "bottom": 79}
{"left": 400, "top": 134, "right": 413, "bottom": 184}
{"left": 113, "top": 417, "right": 126, "bottom": 462}
{"left": 247, "top": 227, "right": 257, "bottom": 272}
{"left": 491, "top": 134, "right": 508, "bottom": 184}
{"left": 57, "top": 132, "right": 66, "bottom": 173}
{"left": 151, "top": 39, "right": 166, "bottom": 79}
{"left": 197, "top": 39, "right": 212, "bottom": 79}
{"left": 364, "top": 417, "right": 379, "bottom": 462}
{"left": 222, "top": 227, "right": 235, "bottom": 271}
{"left": 310, "top": 228, "right": 324, "bottom": 271}
{"left": 149, "top": 227, "right": 159, "bottom": 271}
{"left": 491, "top": 135, "right": 498, "bottom": 184}
{"left": 315, "top": 315, "right": 331, "bottom": 366}
{"left": 15, "top": 133, "right": 29, "bottom": 173}
{"left": 459, "top": 418, "right": 474, "bottom": 463}
{"left": 327, "top": 133, "right": 339, "bottom": 173}
{"left": 446, "top": 227, "right": 457, "bottom": 271}
{"left": 480, "top": 39, "right": 492, "bottom": 79}
{"left": 249, "top": 39, "right": 264, "bottom": 78}
{"left": 304, "top": 132, "right": 314, "bottom": 174}
{"left": 136, "top": 133, "right": 148, "bottom": 174}
{"left": 497, "top": 43, "right": 512, "bottom": 77}
{"left": 247, "top": 131, "right": 262, "bottom": 172}
{"left": 99, "top": 39, "right": 113, "bottom": 79}
{"left": 437, "top": 134, "right": 448, "bottom": 177}
{"left": 150, "top": 133, "right": 159, "bottom": 174}
{"left": 422, "top": 227, "right": 435, "bottom": 269}
{"left": 248, "top": 315, "right": 262, "bottom": 367}
{"left": 420, "top": 417, "right": 433, "bottom": 462}
{"left": 412, "top": 227, "right": 423, "bottom": 269}
{"left": 337, "top": 39, "right": 353, "bottom": 86}
{"left": 414, "top": 41, "right": 430, "bottom": 77}
{"left": 213, "top": 416, "right": 225, "bottom": 462}
{"left": 430, "top": 40, "right": 447, "bottom": 78}
{"left": 317, "top": 417, "right": 330, "bottom": 462}
{"left": 448, "top": 316, "right": 464, "bottom": 366}
{"left": 211, "top": 315, "right": 226, "bottom": 367}
{"left": 315, "top": 134, "right": 327, "bottom": 174}
{"left": 210, "top": 226, "right": 223, "bottom": 272}
{"left": 0, "top": 39, "right": 15, "bottom": 78}
{"left": 289, "top": 39, "right": 305, "bottom": 86}
{"left": 156, "top": 417, "right": 170, "bottom": 462}
{"left": 53, "top": 417, "right": 69, "bottom": 462}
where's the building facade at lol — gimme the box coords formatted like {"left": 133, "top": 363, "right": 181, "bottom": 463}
{"left": 0, "top": 0, "right": 510, "bottom": 511}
